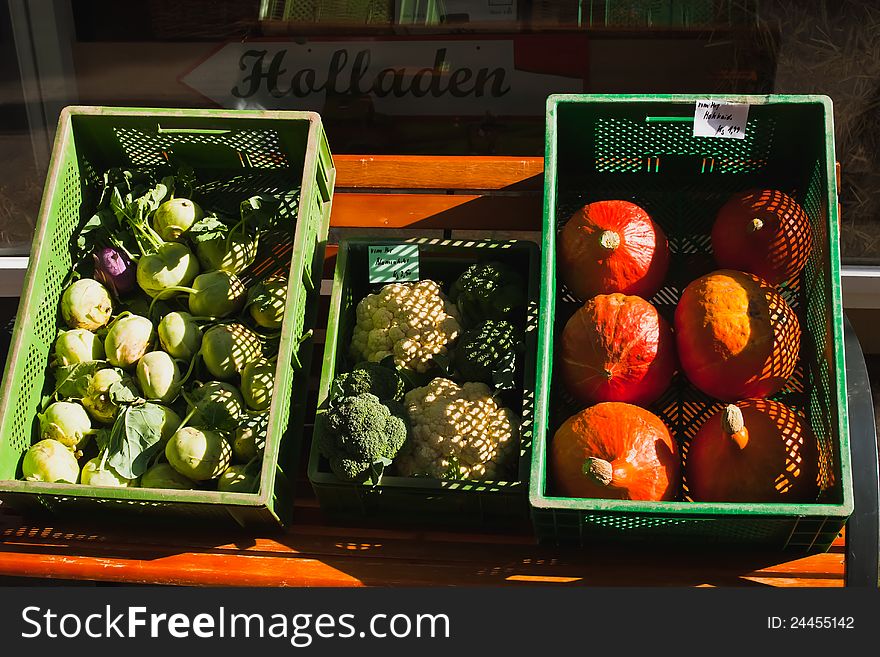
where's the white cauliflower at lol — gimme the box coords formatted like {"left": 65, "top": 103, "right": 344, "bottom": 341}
{"left": 350, "top": 280, "right": 461, "bottom": 373}
{"left": 396, "top": 377, "right": 520, "bottom": 481}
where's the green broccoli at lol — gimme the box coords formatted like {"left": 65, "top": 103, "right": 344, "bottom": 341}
{"left": 319, "top": 393, "right": 409, "bottom": 483}
{"left": 448, "top": 261, "right": 526, "bottom": 328}
{"left": 452, "top": 320, "right": 523, "bottom": 390}
{"left": 332, "top": 361, "right": 406, "bottom": 402}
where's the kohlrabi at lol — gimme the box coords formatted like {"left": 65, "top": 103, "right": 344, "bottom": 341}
{"left": 246, "top": 274, "right": 288, "bottom": 330}
{"left": 154, "top": 404, "right": 183, "bottom": 444}
{"left": 140, "top": 462, "right": 197, "bottom": 490}
{"left": 165, "top": 426, "right": 232, "bottom": 481}
{"left": 157, "top": 311, "right": 202, "bottom": 361}
{"left": 38, "top": 401, "right": 96, "bottom": 453}
{"left": 136, "top": 351, "right": 182, "bottom": 403}
{"left": 82, "top": 367, "right": 139, "bottom": 424}
{"left": 148, "top": 270, "right": 246, "bottom": 320}
{"left": 80, "top": 457, "right": 137, "bottom": 487}
{"left": 200, "top": 323, "right": 263, "bottom": 380}
{"left": 136, "top": 242, "right": 200, "bottom": 299}
{"left": 104, "top": 314, "right": 155, "bottom": 369}
{"left": 61, "top": 278, "right": 113, "bottom": 330}
{"left": 180, "top": 381, "right": 244, "bottom": 433}
{"left": 233, "top": 413, "right": 267, "bottom": 463}
{"left": 93, "top": 246, "right": 136, "bottom": 298}
{"left": 153, "top": 197, "right": 203, "bottom": 241}
{"left": 21, "top": 439, "right": 80, "bottom": 483}
{"left": 52, "top": 329, "right": 105, "bottom": 366}
{"left": 195, "top": 228, "right": 258, "bottom": 275}
{"left": 241, "top": 358, "right": 274, "bottom": 412}
{"left": 217, "top": 463, "right": 260, "bottom": 493}
{"left": 188, "top": 271, "right": 246, "bottom": 318}
{"left": 107, "top": 174, "right": 201, "bottom": 299}
{"left": 188, "top": 194, "right": 281, "bottom": 276}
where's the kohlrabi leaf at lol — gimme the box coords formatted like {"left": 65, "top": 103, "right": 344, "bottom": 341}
{"left": 50, "top": 360, "right": 107, "bottom": 402}
{"left": 106, "top": 402, "right": 168, "bottom": 479}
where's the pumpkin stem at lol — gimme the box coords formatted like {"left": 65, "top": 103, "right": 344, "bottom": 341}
{"left": 721, "top": 404, "right": 749, "bottom": 450}
{"left": 599, "top": 230, "right": 621, "bottom": 251}
{"left": 749, "top": 217, "right": 764, "bottom": 233}
{"left": 582, "top": 457, "right": 613, "bottom": 487}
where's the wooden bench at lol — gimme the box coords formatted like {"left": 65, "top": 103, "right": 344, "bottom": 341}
{"left": 0, "top": 155, "right": 877, "bottom": 588}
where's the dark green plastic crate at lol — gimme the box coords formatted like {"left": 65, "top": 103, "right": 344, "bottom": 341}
{"left": 0, "top": 106, "right": 335, "bottom": 528}
{"left": 531, "top": 94, "right": 853, "bottom": 551}
{"left": 309, "top": 237, "right": 539, "bottom": 528}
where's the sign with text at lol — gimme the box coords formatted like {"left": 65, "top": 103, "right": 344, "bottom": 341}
{"left": 181, "top": 39, "right": 583, "bottom": 116}
{"left": 693, "top": 100, "right": 750, "bottom": 139}
{"left": 368, "top": 244, "right": 420, "bottom": 283}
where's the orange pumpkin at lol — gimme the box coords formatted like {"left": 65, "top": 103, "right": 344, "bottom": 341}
{"left": 559, "top": 293, "right": 676, "bottom": 406}
{"left": 558, "top": 200, "right": 669, "bottom": 301}
{"left": 685, "top": 400, "right": 820, "bottom": 503}
{"left": 550, "top": 402, "right": 680, "bottom": 501}
{"left": 674, "top": 269, "right": 800, "bottom": 401}
{"left": 711, "top": 189, "right": 813, "bottom": 285}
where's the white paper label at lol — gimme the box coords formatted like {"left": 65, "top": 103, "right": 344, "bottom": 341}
{"left": 368, "top": 244, "right": 420, "bottom": 283}
{"left": 693, "top": 100, "right": 750, "bottom": 139}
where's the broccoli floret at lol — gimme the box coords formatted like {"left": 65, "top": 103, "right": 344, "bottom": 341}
{"left": 321, "top": 393, "right": 409, "bottom": 483}
{"left": 333, "top": 361, "right": 406, "bottom": 402}
{"left": 448, "top": 261, "right": 525, "bottom": 328}
{"left": 452, "top": 320, "right": 523, "bottom": 390}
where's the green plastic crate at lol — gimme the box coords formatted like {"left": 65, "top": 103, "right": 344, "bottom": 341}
{"left": 0, "top": 106, "right": 335, "bottom": 529}
{"left": 308, "top": 237, "right": 539, "bottom": 528}
{"left": 531, "top": 94, "right": 853, "bottom": 551}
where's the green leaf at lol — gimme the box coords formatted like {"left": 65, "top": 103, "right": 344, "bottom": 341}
{"left": 51, "top": 360, "right": 106, "bottom": 400}
{"left": 244, "top": 279, "right": 272, "bottom": 311}
{"left": 188, "top": 214, "right": 229, "bottom": 246}
{"left": 240, "top": 195, "right": 282, "bottom": 232}
{"left": 106, "top": 403, "right": 167, "bottom": 479}
{"left": 108, "top": 380, "right": 141, "bottom": 405}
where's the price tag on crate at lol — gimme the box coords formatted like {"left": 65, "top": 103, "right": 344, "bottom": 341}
{"left": 693, "top": 100, "right": 750, "bottom": 140}
{"left": 368, "top": 244, "right": 420, "bottom": 283}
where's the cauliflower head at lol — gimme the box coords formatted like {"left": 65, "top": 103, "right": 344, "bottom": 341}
{"left": 350, "top": 280, "right": 461, "bottom": 373}
{"left": 395, "top": 377, "right": 519, "bottom": 481}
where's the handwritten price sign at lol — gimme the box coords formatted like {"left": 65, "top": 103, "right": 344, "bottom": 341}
{"left": 693, "top": 100, "right": 750, "bottom": 140}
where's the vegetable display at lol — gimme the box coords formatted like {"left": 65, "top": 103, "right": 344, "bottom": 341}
{"left": 552, "top": 188, "right": 820, "bottom": 508}
{"left": 17, "top": 164, "right": 291, "bottom": 495}
{"left": 318, "top": 256, "right": 529, "bottom": 487}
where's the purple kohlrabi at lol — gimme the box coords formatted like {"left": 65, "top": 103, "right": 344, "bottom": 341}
{"left": 93, "top": 246, "right": 136, "bottom": 297}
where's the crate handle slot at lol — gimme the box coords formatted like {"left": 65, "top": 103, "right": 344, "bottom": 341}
{"left": 156, "top": 125, "right": 233, "bottom": 135}
{"left": 645, "top": 116, "right": 694, "bottom": 123}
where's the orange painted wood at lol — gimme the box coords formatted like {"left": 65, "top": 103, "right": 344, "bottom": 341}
{"left": 0, "top": 517, "right": 845, "bottom": 588}
{"left": 334, "top": 155, "right": 544, "bottom": 190}
{"left": 330, "top": 192, "right": 542, "bottom": 230}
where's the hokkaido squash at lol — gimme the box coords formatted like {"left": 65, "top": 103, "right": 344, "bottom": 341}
{"left": 558, "top": 200, "right": 669, "bottom": 301}
{"left": 674, "top": 269, "right": 800, "bottom": 401}
{"left": 685, "top": 400, "right": 820, "bottom": 503}
{"left": 550, "top": 402, "right": 680, "bottom": 501}
{"left": 559, "top": 293, "right": 676, "bottom": 406}
{"left": 711, "top": 189, "right": 812, "bottom": 285}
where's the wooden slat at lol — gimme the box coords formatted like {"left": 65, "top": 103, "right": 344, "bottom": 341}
{"left": 334, "top": 155, "right": 544, "bottom": 191}
{"left": 0, "top": 519, "right": 845, "bottom": 588}
{"left": 330, "top": 192, "right": 543, "bottom": 230}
